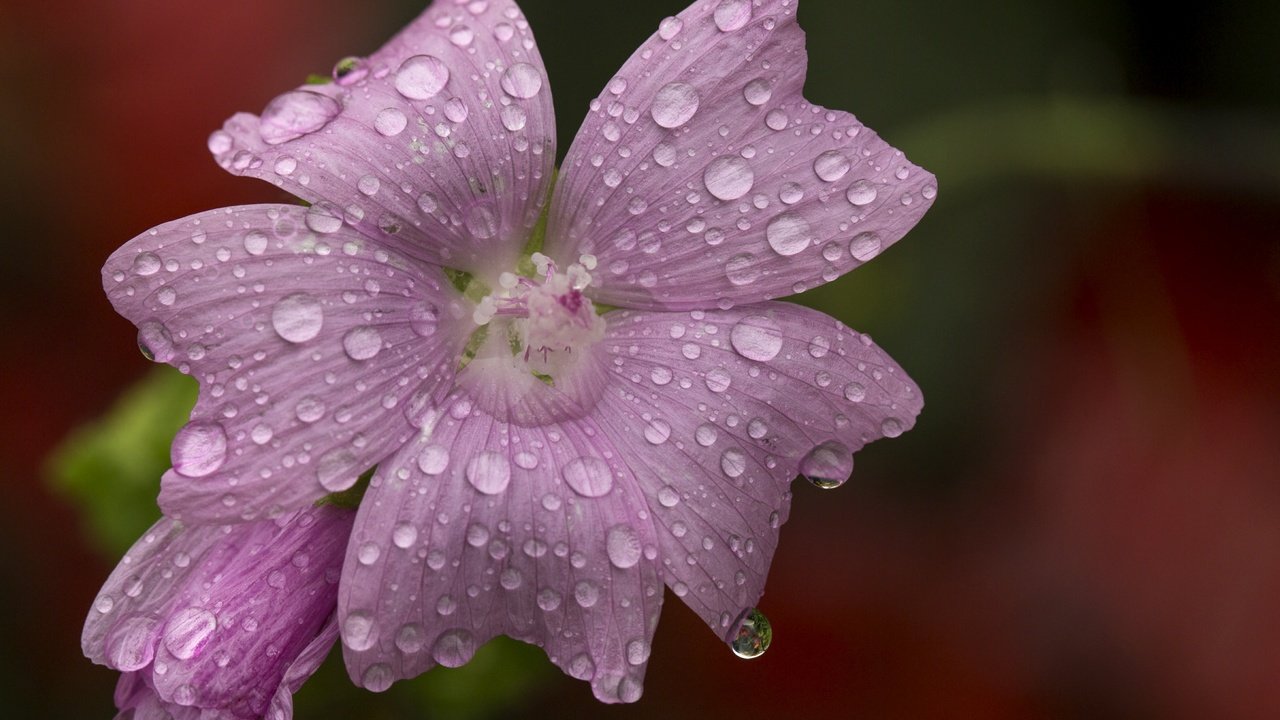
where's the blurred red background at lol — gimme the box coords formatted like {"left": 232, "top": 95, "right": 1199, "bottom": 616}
{"left": 1, "top": 0, "right": 1277, "bottom": 718}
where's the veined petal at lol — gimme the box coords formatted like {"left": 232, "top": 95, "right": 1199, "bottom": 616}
{"left": 209, "top": 0, "right": 555, "bottom": 278}
{"left": 102, "top": 205, "right": 470, "bottom": 521}
{"left": 338, "top": 392, "right": 662, "bottom": 703}
{"left": 593, "top": 302, "right": 921, "bottom": 636}
{"left": 84, "top": 507, "right": 353, "bottom": 719}
{"left": 548, "top": 0, "right": 935, "bottom": 310}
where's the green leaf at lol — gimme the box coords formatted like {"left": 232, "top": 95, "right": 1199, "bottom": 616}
{"left": 46, "top": 366, "right": 197, "bottom": 556}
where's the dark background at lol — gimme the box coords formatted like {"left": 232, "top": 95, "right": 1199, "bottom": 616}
{"left": 2, "top": 0, "right": 1278, "bottom": 717}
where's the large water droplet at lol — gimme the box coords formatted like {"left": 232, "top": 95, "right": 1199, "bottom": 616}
{"left": 305, "top": 203, "right": 343, "bottom": 234}
{"left": 563, "top": 456, "right": 614, "bottom": 498}
{"left": 726, "top": 253, "right": 760, "bottom": 286}
{"left": 500, "top": 63, "right": 543, "bottom": 99}
{"left": 106, "top": 615, "right": 159, "bottom": 671}
{"left": 765, "top": 213, "right": 812, "bottom": 256}
{"left": 342, "top": 611, "right": 378, "bottom": 651}
{"left": 704, "top": 156, "right": 754, "bottom": 201}
{"left": 374, "top": 108, "right": 408, "bottom": 137}
{"left": 714, "top": 0, "right": 752, "bottom": 32}
{"left": 137, "top": 320, "right": 175, "bottom": 363}
{"left": 849, "top": 231, "right": 881, "bottom": 261}
{"left": 271, "top": 292, "right": 324, "bottom": 343}
{"left": 410, "top": 303, "right": 439, "bottom": 337}
{"left": 163, "top": 608, "right": 217, "bottom": 660}
{"left": 720, "top": 448, "right": 747, "bottom": 478}
{"left": 132, "top": 252, "right": 161, "bottom": 276}
{"left": 395, "top": 55, "right": 450, "bottom": 100}
{"left": 743, "top": 78, "right": 772, "bottom": 106}
{"left": 606, "top": 524, "right": 642, "bottom": 569}
{"left": 395, "top": 622, "right": 425, "bottom": 654}
{"left": 295, "top": 395, "right": 326, "bottom": 423}
{"left": 651, "top": 82, "right": 699, "bottom": 129}
{"left": 362, "top": 663, "right": 394, "bottom": 692}
{"left": 316, "top": 447, "right": 357, "bottom": 492}
{"left": 800, "top": 441, "right": 853, "bottom": 489}
{"left": 846, "top": 179, "right": 877, "bottom": 206}
{"left": 730, "top": 315, "right": 783, "bottom": 362}
{"left": 259, "top": 90, "right": 342, "bottom": 145}
{"left": 813, "top": 150, "right": 851, "bottom": 182}
{"left": 343, "top": 326, "right": 383, "bottom": 361}
{"left": 431, "top": 629, "right": 476, "bottom": 668}
{"left": 171, "top": 421, "right": 228, "bottom": 478}
{"left": 465, "top": 452, "right": 511, "bottom": 495}
{"left": 727, "top": 607, "right": 771, "bottom": 659}
{"left": 658, "top": 16, "right": 683, "bottom": 40}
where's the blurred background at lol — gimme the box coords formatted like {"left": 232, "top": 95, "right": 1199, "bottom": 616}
{"left": 2, "top": 0, "right": 1277, "bottom": 717}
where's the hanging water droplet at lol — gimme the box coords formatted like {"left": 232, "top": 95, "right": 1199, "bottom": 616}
{"left": 171, "top": 421, "right": 228, "bottom": 478}
{"left": 272, "top": 292, "right": 324, "bottom": 343}
{"left": 881, "top": 417, "right": 904, "bottom": 438}
{"left": 258, "top": 90, "right": 342, "bottom": 145}
{"left": 432, "top": 629, "right": 476, "bottom": 667}
{"left": 332, "top": 56, "right": 368, "bottom": 85}
{"left": 799, "top": 441, "right": 854, "bottom": 489}
{"left": 727, "top": 607, "right": 772, "bottom": 659}
{"left": 395, "top": 55, "right": 450, "bottom": 100}
{"left": 465, "top": 452, "right": 511, "bottom": 495}
{"left": 500, "top": 62, "right": 543, "bottom": 99}
{"left": 651, "top": 82, "right": 699, "bottom": 129}
{"left": 563, "top": 456, "right": 613, "bottom": 498}
{"left": 704, "top": 156, "right": 754, "bottom": 201}
{"left": 137, "top": 320, "right": 175, "bottom": 363}
{"left": 731, "top": 315, "right": 783, "bottom": 361}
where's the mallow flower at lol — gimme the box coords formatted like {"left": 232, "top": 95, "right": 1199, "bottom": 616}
{"left": 98, "top": 0, "right": 934, "bottom": 706}
{"left": 82, "top": 505, "right": 353, "bottom": 719}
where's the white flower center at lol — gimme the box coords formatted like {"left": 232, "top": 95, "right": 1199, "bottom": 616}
{"left": 471, "top": 253, "right": 605, "bottom": 378}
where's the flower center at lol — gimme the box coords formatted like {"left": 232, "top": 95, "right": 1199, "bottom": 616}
{"left": 471, "top": 253, "right": 605, "bottom": 379}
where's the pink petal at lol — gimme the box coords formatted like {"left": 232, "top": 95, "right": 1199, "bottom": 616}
{"left": 548, "top": 0, "right": 935, "bottom": 310}
{"left": 209, "top": 0, "right": 556, "bottom": 276}
{"left": 593, "top": 301, "right": 921, "bottom": 636}
{"left": 103, "top": 204, "right": 470, "bottom": 521}
{"left": 338, "top": 391, "right": 662, "bottom": 703}
{"left": 84, "top": 507, "right": 352, "bottom": 719}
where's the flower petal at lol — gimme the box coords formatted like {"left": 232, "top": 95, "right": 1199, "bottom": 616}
{"left": 338, "top": 393, "right": 662, "bottom": 703}
{"left": 209, "top": 0, "right": 556, "bottom": 277}
{"left": 102, "top": 205, "right": 469, "bottom": 521}
{"left": 548, "top": 0, "right": 935, "bottom": 310}
{"left": 593, "top": 301, "right": 921, "bottom": 636}
{"left": 84, "top": 506, "right": 352, "bottom": 718}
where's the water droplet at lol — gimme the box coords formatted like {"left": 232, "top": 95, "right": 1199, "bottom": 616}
{"left": 727, "top": 607, "right": 771, "bottom": 659}
{"left": 720, "top": 448, "right": 747, "bottom": 478}
{"left": 243, "top": 230, "right": 269, "bottom": 256}
{"left": 362, "top": 663, "right": 394, "bottom": 692}
{"left": 418, "top": 445, "right": 449, "bottom": 475}
{"left": 808, "top": 335, "right": 830, "bottom": 358}
{"left": 657, "top": 485, "right": 681, "bottom": 508}
{"left": 574, "top": 580, "right": 600, "bottom": 608}
{"left": 409, "top": 303, "right": 439, "bottom": 337}
{"left": 465, "top": 204, "right": 499, "bottom": 240}
{"left": 357, "top": 175, "right": 381, "bottom": 196}
{"left": 705, "top": 368, "right": 732, "bottom": 393}
{"left": 731, "top": 315, "right": 783, "bottom": 361}
{"left": 743, "top": 78, "right": 772, "bottom": 106}
{"left": 259, "top": 90, "right": 341, "bottom": 145}
{"left": 163, "top": 607, "right": 217, "bottom": 660}
{"left": 765, "top": 213, "right": 812, "bottom": 256}
{"left": 342, "top": 611, "right": 378, "bottom": 651}
{"left": 644, "top": 419, "right": 671, "bottom": 445}
{"left": 501, "top": 63, "right": 543, "bottom": 99}
{"left": 606, "top": 524, "right": 642, "bottom": 569}
{"left": 132, "top": 252, "right": 161, "bottom": 276}
{"left": 274, "top": 156, "right": 298, "bottom": 176}
{"left": 843, "top": 382, "right": 866, "bottom": 402}
{"left": 295, "top": 395, "right": 326, "bottom": 423}
{"left": 765, "top": 108, "right": 789, "bottom": 131}
{"left": 305, "top": 203, "right": 343, "bottom": 234}
{"left": 626, "top": 639, "right": 651, "bottom": 665}
{"left": 800, "top": 441, "right": 853, "bottom": 489}
{"left": 714, "top": 0, "right": 752, "bottom": 32}
{"left": 563, "top": 456, "right": 613, "bottom": 498}
{"left": 500, "top": 104, "right": 527, "bottom": 131}
{"left": 341, "top": 326, "right": 383, "bottom": 361}
{"left": 432, "top": 629, "right": 476, "bottom": 667}
{"left": 357, "top": 542, "right": 381, "bottom": 565}
{"left": 651, "top": 82, "right": 699, "bottom": 129}
{"left": 850, "top": 231, "right": 881, "bottom": 261}
{"left": 272, "top": 292, "right": 324, "bottom": 343}
{"left": 704, "top": 156, "right": 754, "bottom": 201}
{"left": 137, "top": 321, "right": 175, "bottom": 362}
{"left": 392, "top": 523, "right": 418, "bottom": 549}
{"left": 332, "top": 56, "right": 367, "bottom": 85}
{"left": 695, "top": 423, "right": 719, "bottom": 447}
{"left": 465, "top": 452, "right": 511, "bottom": 495}
{"left": 374, "top": 107, "right": 408, "bottom": 137}
{"left": 395, "top": 55, "right": 450, "bottom": 100}
{"left": 207, "top": 131, "right": 232, "bottom": 155}
{"left": 106, "top": 615, "right": 159, "bottom": 671}
{"left": 171, "top": 421, "right": 228, "bottom": 478}
{"left": 846, "top": 179, "right": 877, "bottom": 206}
{"left": 395, "top": 622, "right": 425, "bottom": 654}
{"left": 881, "top": 418, "right": 904, "bottom": 438}
{"left": 317, "top": 447, "right": 357, "bottom": 492}
{"left": 449, "top": 24, "right": 475, "bottom": 47}
{"left": 813, "top": 150, "right": 851, "bottom": 182}
{"left": 726, "top": 253, "right": 760, "bottom": 286}
{"left": 653, "top": 143, "right": 677, "bottom": 167}
{"left": 658, "top": 16, "right": 683, "bottom": 40}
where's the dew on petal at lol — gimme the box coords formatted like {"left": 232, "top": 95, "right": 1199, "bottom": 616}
{"left": 501, "top": 63, "right": 543, "bottom": 99}
{"left": 317, "top": 448, "right": 358, "bottom": 492}
{"left": 465, "top": 452, "right": 511, "bottom": 495}
{"left": 563, "top": 456, "right": 613, "bottom": 498}
{"left": 106, "top": 615, "right": 159, "bottom": 671}
{"left": 271, "top": 292, "right": 324, "bottom": 343}
{"left": 704, "top": 156, "right": 754, "bottom": 201}
{"left": 258, "top": 90, "right": 342, "bottom": 145}
{"left": 846, "top": 179, "right": 877, "bottom": 206}
{"left": 342, "top": 611, "right": 378, "bottom": 652}
{"left": 730, "top": 315, "right": 783, "bottom": 362}
{"left": 800, "top": 441, "right": 854, "bottom": 489}
{"left": 606, "top": 524, "right": 642, "bottom": 569}
{"left": 651, "top": 82, "right": 699, "bottom": 129}
{"left": 171, "top": 421, "right": 228, "bottom": 478}
{"left": 765, "top": 213, "right": 812, "bottom": 256}
{"left": 374, "top": 108, "right": 408, "bottom": 137}
{"left": 850, "top": 231, "right": 882, "bottom": 261}
{"left": 714, "top": 0, "right": 752, "bottom": 32}
{"left": 395, "top": 55, "right": 450, "bottom": 100}
{"left": 432, "top": 629, "right": 477, "bottom": 668}
{"left": 343, "top": 326, "right": 383, "bottom": 361}
{"left": 163, "top": 608, "right": 217, "bottom": 660}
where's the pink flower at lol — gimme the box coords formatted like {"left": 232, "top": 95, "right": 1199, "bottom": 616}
{"left": 99, "top": 0, "right": 934, "bottom": 705}
{"left": 82, "top": 506, "right": 352, "bottom": 719}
